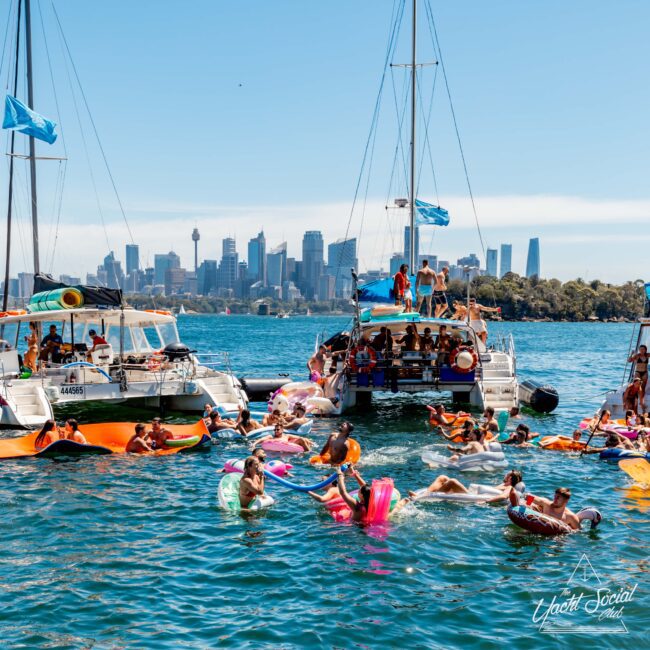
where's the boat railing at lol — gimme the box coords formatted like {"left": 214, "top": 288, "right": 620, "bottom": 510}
{"left": 194, "top": 352, "right": 235, "bottom": 376}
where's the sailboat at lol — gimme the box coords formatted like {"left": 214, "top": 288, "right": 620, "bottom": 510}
{"left": 0, "top": 1, "right": 248, "bottom": 428}
{"left": 178, "top": 304, "right": 187, "bottom": 315}
{"left": 311, "top": 1, "right": 530, "bottom": 416}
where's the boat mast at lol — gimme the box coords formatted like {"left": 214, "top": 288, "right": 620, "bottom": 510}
{"left": 409, "top": 0, "right": 416, "bottom": 271}
{"left": 2, "top": 0, "right": 22, "bottom": 313}
{"left": 24, "top": 0, "right": 40, "bottom": 275}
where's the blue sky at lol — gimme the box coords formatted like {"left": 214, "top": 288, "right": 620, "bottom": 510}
{"left": 1, "top": 0, "right": 649, "bottom": 283}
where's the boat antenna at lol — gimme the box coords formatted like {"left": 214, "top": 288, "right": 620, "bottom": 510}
{"left": 409, "top": 0, "right": 416, "bottom": 271}
{"left": 2, "top": 0, "right": 22, "bottom": 314}
{"left": 25, "top": 0, "right": 40, "bottom": 274}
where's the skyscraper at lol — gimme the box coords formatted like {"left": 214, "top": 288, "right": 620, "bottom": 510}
{"left": 403, "top": 226, "right": 420, "bottom": 268}
{"left": 302, "top": 230, "right": 324, "bottom": 299}
{"left": 247, "top": 231, "right": 266, "bottom": 285}
{"left": 499, "top": 244, "right": 512, "bottom": 278}
{"left": 526, "top": 238, "right": 540, "bottom": 278}
{"left": 486, "top": 248, "right": 498, "bottom": 277}
{"left": 219, "top": 238, "right": 238, "bottom": 289}
{"left": 192, "top": 228, "right": 200, "bottom": 273}
{"left": 327, "top": 237, "right": 358, "bottom": 297}
{"left": 126, "top": 244, "right": 139, "bottom": 275}
{"left": 267, "top": 242, "right": 287, "bottom": 287}
{"left": 101, "top": 251, "right": 124, "bottom": 289}
{"left": 154, "top": 251, "right": 180, "bottom": 285}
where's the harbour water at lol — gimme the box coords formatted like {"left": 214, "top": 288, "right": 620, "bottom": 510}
{"left": 0, "top": 316, "right": 648, "bottom": 649}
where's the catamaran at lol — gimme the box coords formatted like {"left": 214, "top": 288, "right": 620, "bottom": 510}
{"left": 0, "top": 1, "right": 246, "bottom": 428}
{"left": 312, "top": 1, "right": 557, "bottom": 416}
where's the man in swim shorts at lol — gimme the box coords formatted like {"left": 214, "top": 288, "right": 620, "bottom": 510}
{"left": 433, "top": 266, "right": 449, "bottom": 318}
{"left": 467, "top": 297, "right": 500, "bottom": 344}
{"left": 434, "top": 324, "right": 451, "bottom": 367}
{"left": 319, "top": 421, "right": 354, "bottom": 464}
{"left": 253, "top": 423, "right": 313, "bottom": 452}
{"left": 415, "top": 259, "right": 436, "bottom": 317}
{"left": 307, "top": 345, "right": 329, "bottom": 382}
{"left": 524, "top": 487, "right": 580, "bottom": 531}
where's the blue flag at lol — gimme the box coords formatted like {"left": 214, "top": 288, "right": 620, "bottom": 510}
{"left": 3, "top": 95, "right": 57, "bottom": 144}
{"left": 414, "top": 199, "right": 450, "bottom": 226}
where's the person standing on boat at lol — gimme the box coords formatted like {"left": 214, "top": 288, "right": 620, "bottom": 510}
{"left": 433, "top": 267, "right": 449, "bottom": 318}
{"left": 623, "top": 377, "right": 644, "bottom": 414}
{"left": 628, "top": 345, "right": 648, "bottom": 411}
{"left": 307, "top": 345, "right": 330, "bottom": 382}
{"left": 415, "top": 259, "right": 436, "bottom": 317}
{"left": 393, "top": 264, "right": 409, "bottom": 309}
{"left": 23, "top": 321, "right": 39, "bottom": 373}
{"left": 467, "top": 297, "right": 500, "bottom": 344}
{"left": 434, "top": 324, "right": 451, "bottom": 367}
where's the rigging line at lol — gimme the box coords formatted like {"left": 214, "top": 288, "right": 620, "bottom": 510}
{"left": 51, "top": 2, "right": 134, "bottom": 244}
{"left": 56, "top": 20, "right": 114, "bottom": 276}
{"left": 416, "top": 64, "right": 440, "bottom": 205}
{"left": 424, "top": 0, "right": 486, "bottom": 257}
{"left": 0, "top": 0, "right": 16, "bottom": 90}
{"left": 388, "top": 64, "right": 410, "bottom": 199}
{"left": 335, "top": 0, "right": 405, "bottom": 285}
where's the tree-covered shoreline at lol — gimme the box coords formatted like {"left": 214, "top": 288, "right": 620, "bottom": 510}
{"left": 126, "top": 274, "right": 646, "bottom": 322}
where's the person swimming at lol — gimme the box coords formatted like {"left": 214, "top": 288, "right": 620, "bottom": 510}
{"left": 335, "top": 466, "right": 371, "bottom": 523}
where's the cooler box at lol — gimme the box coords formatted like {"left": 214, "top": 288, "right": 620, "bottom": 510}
{"left": 439, "top": 368, "right": 475, "bottom": 382}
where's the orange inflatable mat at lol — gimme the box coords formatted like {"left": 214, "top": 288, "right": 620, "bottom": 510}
{"left": 0, "top": 420, "right": 210, "bottom": 459}
{"left": 310, "top": 438, "right": 361, "bottom": 466}
{"left": 538, "top": 435, "right": 586, "bottom": 452}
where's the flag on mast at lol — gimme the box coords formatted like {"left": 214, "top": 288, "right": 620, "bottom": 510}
{"left": 414, "top": 199, "right": 450, "bottom": 227}
{"left": 3, "top": 94, "right": 57, "bottom": 144}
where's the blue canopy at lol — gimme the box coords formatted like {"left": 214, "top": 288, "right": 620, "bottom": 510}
{"left": 358, "top": 275, "right": 416, "bottom": 304}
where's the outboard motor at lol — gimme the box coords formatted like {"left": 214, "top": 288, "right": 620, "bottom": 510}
{"left": 163, "top": 342, "right": 194, "bottom": 362}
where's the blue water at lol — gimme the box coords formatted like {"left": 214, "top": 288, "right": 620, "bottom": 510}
{"left": 1, "top": 317, "right": 648, "bottom": 649}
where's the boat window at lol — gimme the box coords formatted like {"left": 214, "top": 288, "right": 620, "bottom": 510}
{"left": 0, "top": 322, "right": 19, "bottom": 351}
{"left": 143, "top": 327, "right": 162, "bottom": 350}
{"left": 639, "top": 325, "right": 650, "bottom": 351}
{"left": 156, "top": 322, "right": 180, "bottom": 347}
{"left": 104, "top": 326, "right": 135, "bottom": 353}
{"left": 131, "top": 326, "right": 153, "bottom": 352}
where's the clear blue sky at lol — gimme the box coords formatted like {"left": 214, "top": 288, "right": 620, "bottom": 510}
{"left": 1, "top": 0, "right": 649, "bottom": 282}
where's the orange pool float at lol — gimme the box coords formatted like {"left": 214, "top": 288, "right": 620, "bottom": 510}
{"left": 0, "top": 420, "right": 210, "bottom": 460}
{"left": 310, "top": 438, "right": 361, "bottom": 466}
{"left": 538, "top": 435, "right": 586, "bottom": 452}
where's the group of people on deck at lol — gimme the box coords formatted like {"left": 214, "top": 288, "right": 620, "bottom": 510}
{"left": 393, "top": 260, "right": 500, "bottom": 343}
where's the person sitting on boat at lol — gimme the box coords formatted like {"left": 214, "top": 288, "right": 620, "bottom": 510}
{"left": 415, "top": 259, "right": 436, "bottom": 317}
{"left": 420, "top": 327, "right": 435, "bottom": 353}
{"left": 147, "top": 417, "right": 174, "bottom": 448}
{"left": 253, "top": 423, "right": 313, "bottom": 452}
{"left": 434, "top": 324, "right": 451, "bottom": 367}
{"left": 284, "top": 403, "right": 309, "bottom": 430}
{"left": 34, "top": 419, "right": 61, "bottom": 449}
{"left": 206, "top": 410, "right": 237, "bottom": 434}
{"left": 23, "top": 321, "right": 39, "bottom": 373}
{"left": 307, "top": 345, "right": 330, "bottom": 382}
{"left": 234, "top": 409, "right": 263, "bottom": 436}
{"left": 64, "top": 418, "right": 87, "bottom": 445}
{"left": 623, "top": 377, "right": 643, "bottom": 414}
{"left": 318, "top": 421, "right": 354, "bottom": 465}
{"left": 396, "top": 324, "right": 420, "bottom": 352}
{"left": 393, "top": 264, "right": 409, "bottom": 309}
{"left": 446, "top": 428, "right": 485, "bottom": 462}
{"left": 408, "top": 469, "right": 524, "bottom": 504}
{"left": 467, "top": 297, "right": 500, "bottom": 344}
{"left": 126, "top": 423, "right": 154, "bottom": 453}
{"left": 628, "top": 344, "right": 649, "bottom": 411}
{"left": 515, "top": 486, "right": 580, "bottom": 531}
{"left": 239, "top": 456, "right": 266, "bottom": 509}
{"left": 371, "top": 327, "right": 393, "bottom": 357}
{"left": 86, "top": 329, "right": 108, "bottom": 361}
{"left": 449, "top": 300, "right": 468, "bottom": 321}
{"left": 335, "top": 466, "right": 372, "bottom": 523}
{"left": 39, "top": 324, "right": 64, "bottom": 363}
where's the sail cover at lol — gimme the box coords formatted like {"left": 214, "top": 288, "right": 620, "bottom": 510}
{"left": 33, "top": 273, "right": 122, "bottom": 307}
{"left": 357, "top": 275, "right": 417, "bottom": 304}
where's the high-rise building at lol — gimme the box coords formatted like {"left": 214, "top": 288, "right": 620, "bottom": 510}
{"left": 197, "top": 260, "right": 218, "bottom": 295}
{"left": 327, "top": 237, "right": 357, "bottom": 297}
{"left": 302, "top": 230, "right": 324, "bottom": 299}
{"left": 165, "top": 267, "right": 186, "bottom": 296}
{"left": 419, "top": 254, "right": 437, "bottom": 272}
{"left": 126, "top": 244, "right": 139, "bottom": 275}
{"left": 390, "top": 252, "right": 403, "bottom": 277}
{"left": 219, "top": 238, "right": 238, "bottom": 289}
{"left": 100, "top": 251, "right": 124, "bottom": 289}
{"left": 154, "top": 251, "right": 180, "bottom": 285}
{"left": 17, "top": 272, "right": 34, "bottom": 298}
{"left": 526, "top": 238, "right": 540, "bottom": 278}
{"left": 267, "top": 242, "right": 287, "bottom": 287}
{"left": 499, "top": 244, "right": 512, "bottom": 278}
{"left": 457, "top": 253, "right": 481, "bottom": 269}
{"left": 247, "top": 231, "right": 266, "bottom": 285}
{"left": 404, "top": 226, "right": 420, "bottom": 268}
{"left": 486, "top": 248, "right": 498, "bottom": 277}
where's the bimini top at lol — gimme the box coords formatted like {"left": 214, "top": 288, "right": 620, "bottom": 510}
{"left": 0, "top": 307, "right": 175, "bottom": 327}
{"left": 359, "top": 306, "right": 473, "bottom": 330}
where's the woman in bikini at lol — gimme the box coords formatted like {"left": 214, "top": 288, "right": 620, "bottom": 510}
{"left": 239, "top": 456, "right": 266, "bottom": 508}
{"left": 628, "top": 345, "right": 648, "bottom": 411}
{"left": 34, "top": 419, "right": 60, "bottom": 450}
